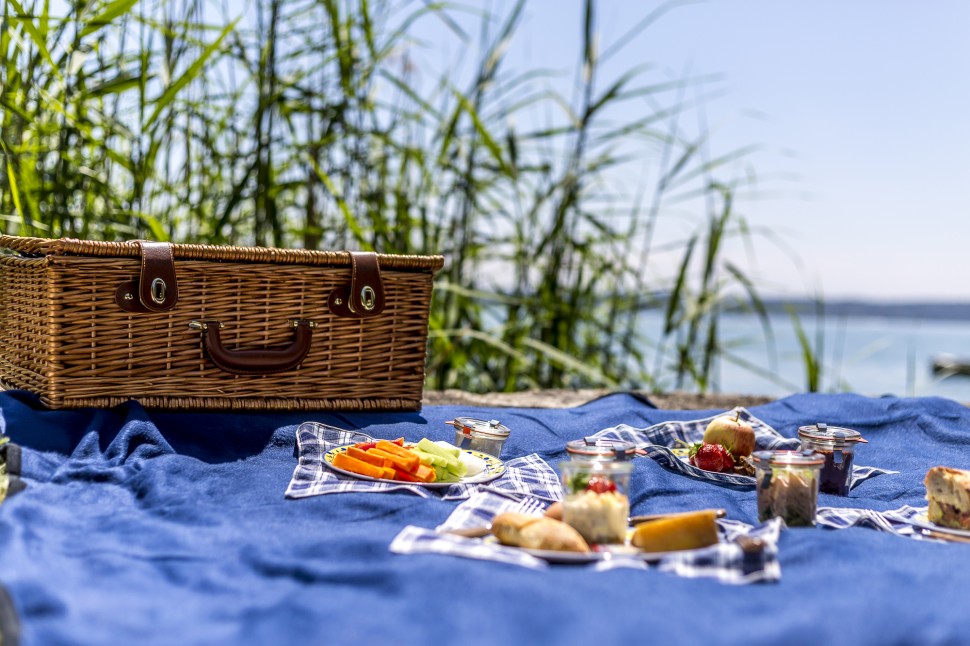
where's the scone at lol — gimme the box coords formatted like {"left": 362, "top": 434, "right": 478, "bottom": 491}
{"left": 924, "top": 466, "right": 970, "bottom": 530}
{"left": 491, "top": 512, "right": 591, "bottom": 552}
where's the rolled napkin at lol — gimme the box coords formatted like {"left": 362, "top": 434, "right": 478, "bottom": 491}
{"left": 285, "top": 422, "right": 562, "bottom": 501}
{"left": 594, "top": 407, "right": 895, "bottom": 490}
{"left": 391, "top": 490, "right": 783, "bottom": 584}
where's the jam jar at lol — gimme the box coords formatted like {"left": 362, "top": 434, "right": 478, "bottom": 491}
{"left": 566, "top": 438, "right": 636, "bottom": 462}
{"left": 559, "top": 459, "right": 632, "bottom": 544}
{"left": 446, "top": 418, "right": 510, "bottom": 458}
{"left": 797, "top": 423, "right": 867, "bottom": 496}
{"left": 752, "top": 450, "right": 824, "bottom": 527}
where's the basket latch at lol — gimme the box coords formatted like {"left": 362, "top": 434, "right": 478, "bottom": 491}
{"left": 114, "top": 241, "right": 179, "bottom": 313}
{"left": 327, "top": 251, "right": 385, "bottom": 318}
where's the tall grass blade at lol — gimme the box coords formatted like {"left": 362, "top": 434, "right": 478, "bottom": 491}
{"left": 145, "top": 18, "right": 238, "bottom": 128}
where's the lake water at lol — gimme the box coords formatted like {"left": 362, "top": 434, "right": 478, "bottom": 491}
{"left": 637, "top": 310, "right": 970, "bottom": 401}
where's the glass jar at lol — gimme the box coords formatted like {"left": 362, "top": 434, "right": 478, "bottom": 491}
{"left": 565, "top": 438, "right": 636, "bottom": 462}
{"left": 446, "top": 418, "right": 510, "bottom": 458}
{"left": 752, "top": 450, "right": 824, "bottom": 527}
{"left": 797, "top": 423, "right": 867, "bottom": 496}
{"left": 559, "top": 459, "right": 632, "bottom": 544}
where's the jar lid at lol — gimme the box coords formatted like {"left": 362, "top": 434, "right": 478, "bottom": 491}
{"left": 560, "top": 458, "right": 634, "bottom": 475}
{"left": 446, "top": 417, "right": 510, "bottom": 439}
{"left": 797, "top": 422, "right": 866, "bottom": 444}
{"left": 566, "top": 438, "right": 636, "bottom": 461}
{"left": 751, "top": 449, "right": 825, "bottom": 467}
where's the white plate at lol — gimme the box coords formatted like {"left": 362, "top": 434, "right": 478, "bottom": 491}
{"left": 485, "top": 535, "right": 718, "bottom": 564}
{"left": 909, "top": 511, "right": 970, "bottom": 539}
{"left": 324, "top": 444, "right": 505, "bottom": 488}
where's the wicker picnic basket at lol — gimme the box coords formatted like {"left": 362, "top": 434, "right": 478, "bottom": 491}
{"left": 0, "top": 236, "right": 444, "bottom": 411}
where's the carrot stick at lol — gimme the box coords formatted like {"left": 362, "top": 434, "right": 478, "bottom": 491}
{"left": 371, "top": 444, "right": 420, "bottom": 472}
{"left": 333, "top": 452, "right": 386, "bottom": 479}
{"left": 368, "top": 448, "right": 419, "bottom": 473}
{"left": 375, "top": 440, "right": 418, "bottom": 459}
{"left": 347, "top": 446, "right": 389, "bottom": 469}
{"left": 412, "top": 463, "right": 436, "bottom": 483}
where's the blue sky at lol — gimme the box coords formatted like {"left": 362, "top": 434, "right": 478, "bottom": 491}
{"left": 411, "top": 1, "right": 970, "bottom": 302}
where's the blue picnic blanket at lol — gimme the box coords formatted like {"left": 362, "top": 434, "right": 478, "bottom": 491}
{"left": 1, "top": 389, "right": 970, "bottom": 645}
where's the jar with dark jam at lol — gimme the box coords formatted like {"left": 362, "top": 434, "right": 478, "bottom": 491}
{"left": 796, "top": 423, "right": 867, "bottom": 496}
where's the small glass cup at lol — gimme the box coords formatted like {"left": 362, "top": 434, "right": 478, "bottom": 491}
{"left": 559, "top": 459, "right": 632, "bottom": 544}
{"left": 797, "top": 423, "right": 867, "bottom": 496}
{"left": 752, "top": 450, "right": 824, "bottom": 527}
{"left": 446, "top": 418, "right": 510, "bottom": 458}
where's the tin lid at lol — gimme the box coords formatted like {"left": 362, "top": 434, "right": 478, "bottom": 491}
{"left": 797, "top": 422, "right": 866, "bottom": 445}
{"left": 566, "top": 438, "right": 636, "bottom": 461}
{"left": 751, "top": 449, "right": 825, "bottom": 467}
{"left": 446, "top": 417, "right": 510, "bottom": 439}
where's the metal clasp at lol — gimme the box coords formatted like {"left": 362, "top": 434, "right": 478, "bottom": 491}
{"left": 188, "top": 320, "right": 224, "bottom": 331}
{"left": 832, "top": 430, "right": 846, "bottom": 465}
{"left": 360, "top": 285, "right": 376, "bottom": 311}
{"left": 288, "top": 319, "right": 317, "bottom": 329}
{"left": 150, "top": 278, "right": 167, "bottom": 304}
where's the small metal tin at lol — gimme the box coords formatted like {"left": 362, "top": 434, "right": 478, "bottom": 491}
{"left": 446, "top": 418, "right": 510, "bottom": 458}
{"left": 566, "top": 437, "right": 636, "bottom": 461}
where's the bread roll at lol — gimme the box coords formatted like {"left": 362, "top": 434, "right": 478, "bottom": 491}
{"left": 925, "top": 466, "right": 970, "bottom": 530}
{"left": 491, "top": 512, "right": 590, "bottom": 552}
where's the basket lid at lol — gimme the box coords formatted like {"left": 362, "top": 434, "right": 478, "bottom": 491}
{"left": 0, "top": 236, "right": 444, "bottom": 272}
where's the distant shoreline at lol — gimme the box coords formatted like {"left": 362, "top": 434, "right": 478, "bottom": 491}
{"left": 752, "top": 299, "right": 970, "bottom": 322}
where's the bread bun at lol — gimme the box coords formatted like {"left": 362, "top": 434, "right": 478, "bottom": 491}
{"left": 491, "top": 512, "right": 590, "bottom": 552}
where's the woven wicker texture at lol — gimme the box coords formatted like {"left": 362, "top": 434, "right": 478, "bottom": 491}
{"left": 0, "top": 237, "right": 443, "bottom": 410}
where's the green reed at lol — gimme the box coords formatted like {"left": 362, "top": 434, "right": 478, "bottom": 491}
{"left": 0, "top": 0, "right": 820, "bottom": 394}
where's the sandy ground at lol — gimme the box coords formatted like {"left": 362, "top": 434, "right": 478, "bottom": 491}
{"left": 423, "top": 389, "right": 775, "bottom": 410}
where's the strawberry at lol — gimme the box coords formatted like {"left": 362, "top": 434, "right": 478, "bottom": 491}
{"left": 586, "top": 476, "right": 617, "bottom": 494}
{"left": 688, "top": 442, "right": 735, "bottom": 472}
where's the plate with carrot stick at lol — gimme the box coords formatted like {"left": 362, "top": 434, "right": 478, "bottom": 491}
{"left": 324, "top": 437, "right": 506, "bottom": 488}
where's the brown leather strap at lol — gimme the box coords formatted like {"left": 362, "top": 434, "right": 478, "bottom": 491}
{"left": 327, "top": 251, "right": 385, "bottom": 318}
{"left": 194, "top": 320, "right": 314, "bottom": 375}
{"left": 115, "top": 241, "right": 179, "bottom": 313}
{"left": 137, "top": 241, "right": 178, "bottom": 311}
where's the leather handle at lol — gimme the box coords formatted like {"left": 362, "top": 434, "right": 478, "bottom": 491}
{"left": 191, "top": 320, "right": 315, "bottom": 375}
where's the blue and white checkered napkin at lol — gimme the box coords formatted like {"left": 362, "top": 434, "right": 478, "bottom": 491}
{"left": 594, "top": 407, "right": 895, "bottom": 489}
{"left": 816, "top": 505, "right": 943, "bottom": 541}
{"left": 285, "top": 422, "right": 562, "bottom": 501}
{"left": 390, "top": 490, "right": 784, "bottom": 584}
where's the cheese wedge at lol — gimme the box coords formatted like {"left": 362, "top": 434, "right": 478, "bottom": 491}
{"left": 631, "top": 509, "right": 720, "bottom": 553}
